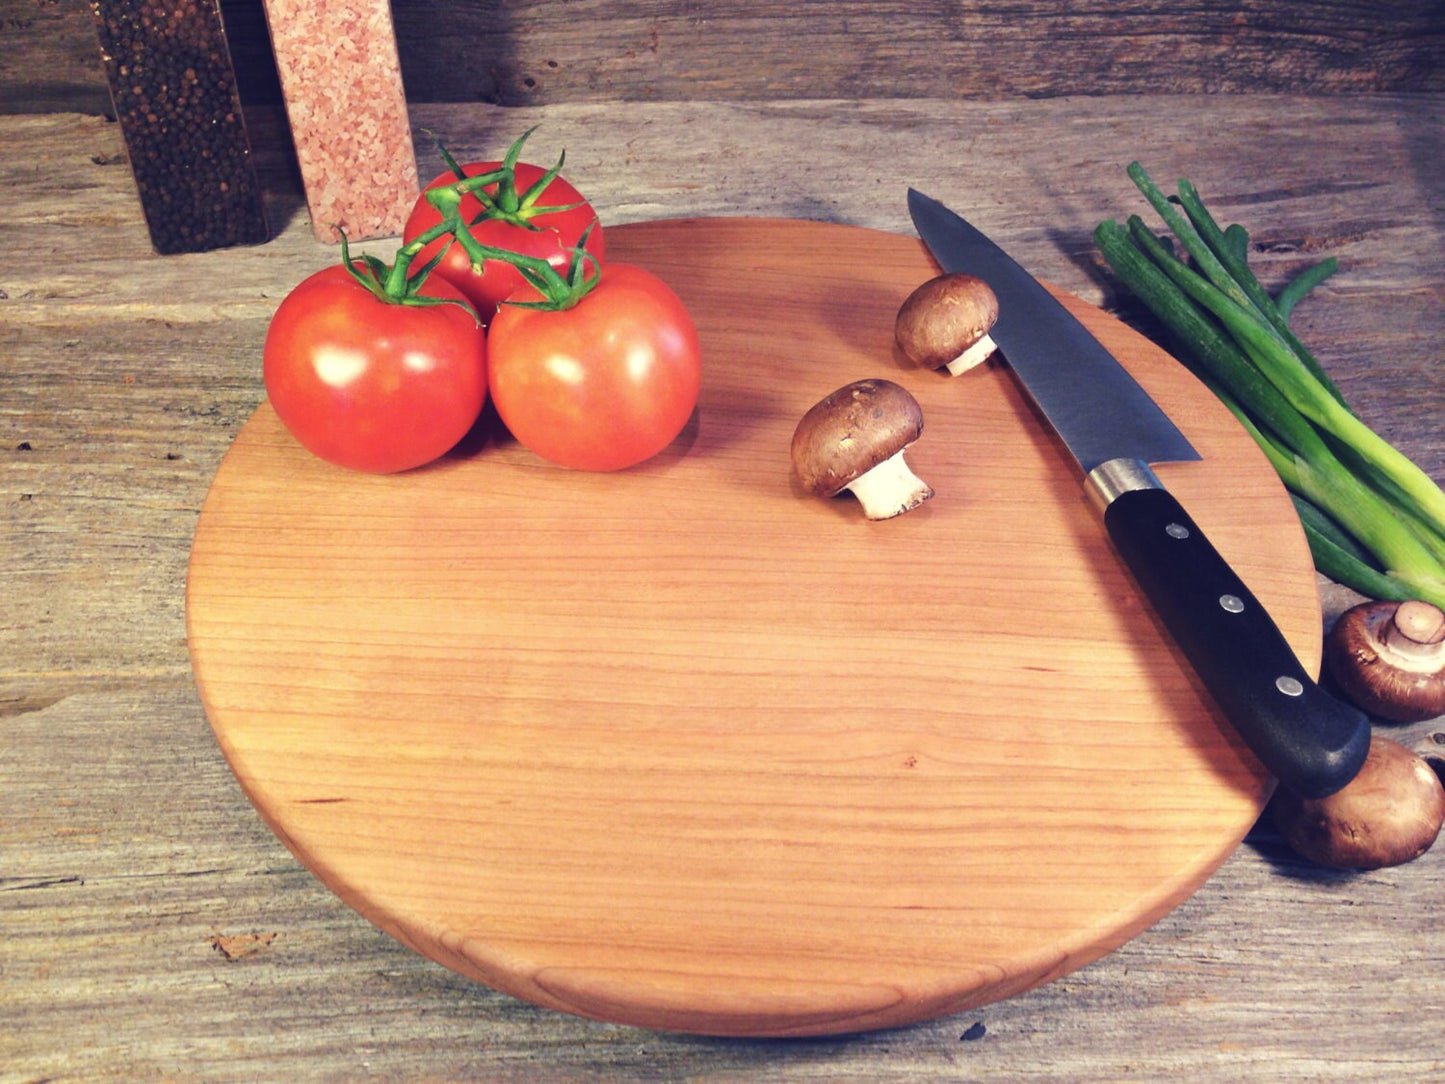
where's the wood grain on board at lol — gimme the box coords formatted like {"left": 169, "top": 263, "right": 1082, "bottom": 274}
{"left": 186, "top": 218, "right": 1318, "bottom": 1036}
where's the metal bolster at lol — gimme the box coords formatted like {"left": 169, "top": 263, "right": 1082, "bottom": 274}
{"left": 1086, "top": 457, "right": 1163, "bottom": 511}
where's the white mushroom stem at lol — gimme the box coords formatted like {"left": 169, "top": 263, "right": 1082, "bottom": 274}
{"left": 1381, "top": 600, "right": 1445, "bottom": 671}
{"left": 843, "top": 448, "right": 934, "bottom": 520}
{"left": 943, "top": 332, "right": 998, "bottom": 376}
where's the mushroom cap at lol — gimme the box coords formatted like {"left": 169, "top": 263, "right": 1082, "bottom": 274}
{"left": 1325, "top": 600, "right": 1445, "bottom": 722}
{"left": 895, "top": 273, "right": 1000, "bottom": 370}
{"left": 790, "top": 379, "right": 925, "bottom": 497}
{"left": 1271, "top": 736, "right": 1445, "bottom": 869}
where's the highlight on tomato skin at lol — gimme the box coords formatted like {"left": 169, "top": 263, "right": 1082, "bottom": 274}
{"left": 262, "top": 129, "right": 700, "bottom": 476}
{"left": 402, "top": 161, "right": 605, "bottom": 326}
{"left": 262, "top": 265, "right": 490, "bottom": 474}
{"left": 485, "top": 263, "right": 702, "bottom": 473}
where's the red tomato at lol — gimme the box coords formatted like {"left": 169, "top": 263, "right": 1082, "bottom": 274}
{"left": 402, "top": 161, "right": 604, "bottom": 324}
{"left": 486, "top": 264, "right": 702, "bottom": 472}
{"left": 262, "top": 265, "right": 488, "bottom": 473}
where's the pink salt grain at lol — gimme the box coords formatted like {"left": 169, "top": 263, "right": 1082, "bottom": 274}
{"left": 262, "top": 0, "right": 419, "bottom": 242}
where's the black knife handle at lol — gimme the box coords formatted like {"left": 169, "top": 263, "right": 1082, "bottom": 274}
{"left": 1097, "top": 475, "right": 1370, "bottom": 799}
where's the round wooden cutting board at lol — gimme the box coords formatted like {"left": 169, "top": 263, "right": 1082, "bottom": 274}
{"left": 186, "top": 218, "right": 1322, "bottom": 1037}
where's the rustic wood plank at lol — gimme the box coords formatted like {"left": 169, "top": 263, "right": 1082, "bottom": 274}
{"left": 0, "top": 0, "right": 113, "bottom": 113}
{"left": 390, "top": 0, "right": 1445, "bottom": 104}
{"left": 2, "top": 97, "right": 1443, "bottom": 1078}
{"left": 5, "top": 0, "right": 1445, "bottom": 118}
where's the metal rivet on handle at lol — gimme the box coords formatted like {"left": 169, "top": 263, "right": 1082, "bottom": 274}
{"left": 1275, "top": 676, "right": 1305, "bottom": 697}
{"left": 1165, "top": 523, "right": 1190, "bottom": 540}
{"left": 1219, "top": 594, "right": 1245, "bottom": 614}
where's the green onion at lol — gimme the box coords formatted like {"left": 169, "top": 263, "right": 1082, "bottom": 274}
{"left": 1095, "top": 164, "right": 1445, "bottom": 609}
{"left": 1291, "top": 495, "right": 1420, "bottom": 604}
{"left": 1274, "top": 257, "right": 1338, "bottom": 323}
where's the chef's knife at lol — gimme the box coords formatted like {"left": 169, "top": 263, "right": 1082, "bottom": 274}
{"left": 908, "top": 188, "right": 1370, "bottom": 799}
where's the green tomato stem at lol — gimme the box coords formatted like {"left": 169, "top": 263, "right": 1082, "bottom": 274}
{"left": 335, "top": 128, "right": 601, "bottom": 315}
{"left": 423, "top": 181, "right": 600, "bottom": 310}
{"left": 382, "top": 218, "right": 455, "bottom": 299}
{"left": 433, "top": 128, "right": 583, "bottom": 230}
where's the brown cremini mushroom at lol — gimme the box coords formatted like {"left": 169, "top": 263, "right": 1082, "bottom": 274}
{"left": 791, "top": 378, "right": 933, "bottom": 520}
{"left": 1271, "top": 735, "right": 1445, "bottom": 869}
{"left": 894, "top": 273, "right": 1000, "bottom": 376}
{"left": 1325, "top": 599, "right": 1445, "bottom": 722}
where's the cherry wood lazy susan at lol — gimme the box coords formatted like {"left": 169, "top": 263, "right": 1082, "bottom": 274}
{"left": 186, "top": 218, "right": 1321, "bottom": 1036}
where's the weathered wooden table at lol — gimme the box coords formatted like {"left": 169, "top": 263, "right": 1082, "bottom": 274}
{"left": 4, "top": 92, "right": 1443, "bottom": 1079}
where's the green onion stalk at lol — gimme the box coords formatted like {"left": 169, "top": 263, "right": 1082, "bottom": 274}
{"left": 1094, "top": 163, "right": 1445, "bottom": 609}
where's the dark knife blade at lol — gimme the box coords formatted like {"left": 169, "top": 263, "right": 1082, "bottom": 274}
{"left": 908, "top": 188, "right": 1369, "bottom": 799}
{"left": 908, "top": 189, "right": 1200, "bottom": 474}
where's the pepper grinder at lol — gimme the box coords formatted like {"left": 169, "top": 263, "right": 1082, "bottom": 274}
{"left": 90, "top": 0, "right": 270, "bottom": 255}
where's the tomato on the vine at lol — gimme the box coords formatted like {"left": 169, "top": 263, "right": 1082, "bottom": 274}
{"left": 402, "top": 131, "right": 604, "bottom": 324}
{"left": 262, "top": 261, "right": 487, "bottom": 474}
{"left": 487, "top": 264, "right": 702, "bottom": 472}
